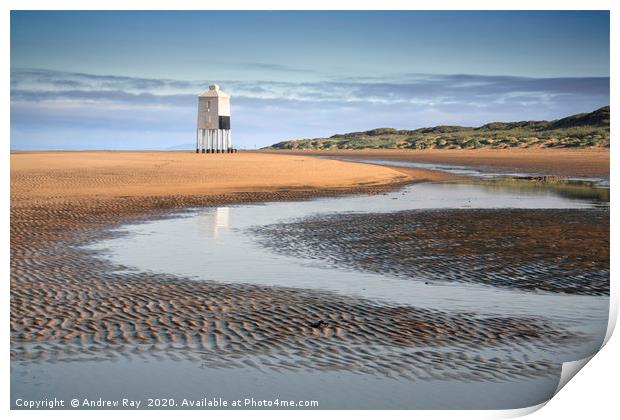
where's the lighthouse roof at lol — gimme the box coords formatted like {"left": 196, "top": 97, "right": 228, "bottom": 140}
{"left": 199, "top": 84, "right": 229, "bottom": 98}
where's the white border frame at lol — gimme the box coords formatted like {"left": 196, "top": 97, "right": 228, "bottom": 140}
{"left": 3, "top": 2, "right": 616, "bottom": 419}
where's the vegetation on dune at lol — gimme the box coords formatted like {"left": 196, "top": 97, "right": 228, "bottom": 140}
{"left": 266, "top": 106, "right": 610, "bottom": 150}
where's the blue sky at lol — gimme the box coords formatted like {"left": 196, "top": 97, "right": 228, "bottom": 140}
{"left": 10, "top": 11, "right": 610, "bottom": 150}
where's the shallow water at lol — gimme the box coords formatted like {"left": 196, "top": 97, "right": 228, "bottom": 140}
{"left": 87, "top": 182, "right": 608, "bottom": 358}
{"left": 14, "top": 180, "right": 609, "bottom": 409}
{"left": 339, "top": 157, "right": 610, "bottom": 188}
{"left": 87, "top": 183, "right": 602, "bottom": 309}
{"left": 11, "top": 357, "right": 559, "bottom": 409}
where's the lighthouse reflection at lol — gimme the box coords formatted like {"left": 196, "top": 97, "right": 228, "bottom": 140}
{"left": 197, "top": 207, "right": 230, "bottom": 238}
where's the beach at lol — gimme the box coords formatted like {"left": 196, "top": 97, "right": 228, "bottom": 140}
{"left": 10, "top": 149, "right": 609, "bottom": 409}
{"left": 11, "top": 151, "right": 458, "bottom": 372}
{"left": 10, "top": 150, "right": 423, "bottom": 204}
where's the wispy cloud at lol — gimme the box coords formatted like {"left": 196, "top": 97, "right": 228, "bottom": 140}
{"left": 12, "top": 68, "right": 609, "bottom": 106}
{"left": 10, "top": 68, "right": 609, "bottom": 150}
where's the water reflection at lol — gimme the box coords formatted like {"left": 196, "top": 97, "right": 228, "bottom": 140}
{"left": 471, "top": 178, "right": 610, "bottom": 204}
{"left": 198, "top": 207, "right": 230, "bottom": 238}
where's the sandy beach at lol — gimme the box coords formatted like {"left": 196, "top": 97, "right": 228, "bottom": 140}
{"left": 10, "top": 151, "right": 427, "bottom": 205}
{"left": 12, "top": 151, "right": 483, "bottom": 375}
{"left": 10, "top": 149, "right": 608, "bottom": 406}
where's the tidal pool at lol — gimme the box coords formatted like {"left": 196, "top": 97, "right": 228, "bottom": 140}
{"left": 13, "top": 180, "right": 609, "bottom": 410}
{"left": 86, "top": 181, "right": 608, "bottom": 357}
{"left": 87, "top": 182, "right": 603, "bottom": 307}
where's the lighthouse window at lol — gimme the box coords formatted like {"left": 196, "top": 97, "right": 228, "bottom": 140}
{"left": 219, "top": 116, "right": 230, "bottom": 129}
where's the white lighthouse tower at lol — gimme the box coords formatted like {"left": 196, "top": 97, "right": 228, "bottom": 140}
{"left": 196, "top": 84, "right": 234, "bottom": 153}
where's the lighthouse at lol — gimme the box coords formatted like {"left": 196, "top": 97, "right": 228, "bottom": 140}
{"left": 196, "top": 84, "right": 234, "bottom": 153}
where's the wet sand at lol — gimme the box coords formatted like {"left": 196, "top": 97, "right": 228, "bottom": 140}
{"left": 263, "top": 148, "right": 610, "bottom": 179}
{"left": 10, "top": 150, "right": 602, "bottom": 393}
{"left": 10, "top": 151, "right": 515, "bottom": 379}
{"left": 251, "top": 208, "right": 609, "bottom": 296}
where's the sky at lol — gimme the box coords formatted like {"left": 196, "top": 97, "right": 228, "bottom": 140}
{"left": 10, "top": 10, "right": 610, "bottom": 150}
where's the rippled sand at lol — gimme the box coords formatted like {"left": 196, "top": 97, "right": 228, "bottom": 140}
{"left": 12, "top": 191, "right": 579, "bottom": 381}
{"left": 250, "top": 208, "right": 609, "bottom": 295}
{"left": 11, "top": 151, "right": 588, "bottom": 384}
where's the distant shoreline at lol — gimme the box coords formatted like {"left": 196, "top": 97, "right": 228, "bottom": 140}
{"left": 261, "top": 148, "right": 609, "bottom": 179}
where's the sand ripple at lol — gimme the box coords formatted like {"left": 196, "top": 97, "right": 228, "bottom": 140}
{"left": 11, "top": 191, "right": 582, "bottom": 381}
{"left": 250, "top": 208, "right": 609, "bottom": 296}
